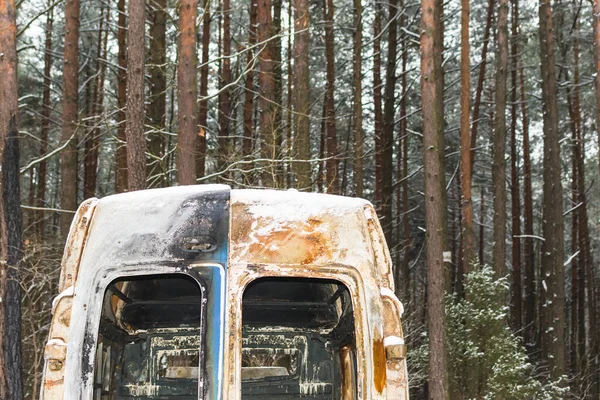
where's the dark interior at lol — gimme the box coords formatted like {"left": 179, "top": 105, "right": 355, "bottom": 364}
{"left": 93, "top": 274, "right": 203, "bottom": 400}
{"left": 241, "top": 278, "right": 358, "bottom": 400}
{"left": 91, "top": 275, "right": 358, "bottom": 400}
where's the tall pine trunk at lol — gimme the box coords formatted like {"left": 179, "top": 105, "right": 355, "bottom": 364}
{"left": 492, "top": 0, "right": 508, "bottom": 277}
{"left": 197, "top": 0, "right": 210, "bottom": 179}
{"left": 509, "top": 0, "right": 521, "bottom": 331}
{"left": 352, "top": 0, "right": 363, "bottom": 197}
{"left": 116, "top": 0, "right": 128, "bottom": 192}
{"left": 84, "top": 3, "right": 108, "bottom": 199}
{"left": 59, "top": 0, "right": 81, "bottom": 235}
{"left": 520, "top": 26, "right": 535, "bottom": 349}
{"left": 218, "top": 0, "right": 232, "bottom": 176}
{"left": 398, "top": 0, "right": 410, "bottom": 300}
{"left": 272, "top": 0, "right": 283, "bottom": 184}
{"left": 593, "top": 0, "right": 600, "bottom": 177}
{"left": 293, "top": 0, "right": 311, "bottom": 189}
{"left": 125, "top": 0, "right": 147, "bottom": 190}
{"left": 148, "top": 0, "right": 167, "bottom": 187}
{"left": 538, "top": 0, "right": 566, "bottom": 380}
{"left": 382, "top": 0, "right": 398, "bottom": 242}
{"left": 285, "top": 4, "right": 293, "bottom": 188}
{"left": 460, "top": 0, "right": 474, "bottom": 271}
{"left": 243, "top": 0, "right": 257, "bottom": 184}
{"left": 470, "top": 0, "right": 494, "bottom": 169}
{"left": 176, "top": 0, "right": 198, "bottom": 185}
{"left": 257, "top": 0, "right": 277, "bottom": 187}
{"left": 373, "top": 1, "right": 382, "bottom": 203}
{"left": 37, "top": 6, "right": 53, "bottom": 235}
{"left": 0, "top": 0, "right": 23, "bottom": 395}
{"left": 324, "top": 0, "right": 337, "bottom": 193}
{"left": 421, "top": 0, "right": 449, "bottom": 397}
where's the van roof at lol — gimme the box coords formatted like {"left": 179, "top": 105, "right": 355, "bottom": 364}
{"left": 61, "top": 185, "right": 394, "bottom": 293}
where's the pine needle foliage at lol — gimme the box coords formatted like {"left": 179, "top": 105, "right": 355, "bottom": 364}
{"left": 411, "top": 265, "right": 568, "bottom": 399}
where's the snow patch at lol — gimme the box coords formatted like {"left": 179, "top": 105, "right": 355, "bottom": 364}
{"left": 232, "top": 189, "right": 370, "bottom": 222}
{"left": 384, "top": 336, "right": 405, "bottom": 347}
{"left": 51, "top": 285, "right": 74, "bottom": 315}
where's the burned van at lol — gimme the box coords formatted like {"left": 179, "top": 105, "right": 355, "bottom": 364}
{"left": 41, "top": 185, "right": 408, "bottom": 399}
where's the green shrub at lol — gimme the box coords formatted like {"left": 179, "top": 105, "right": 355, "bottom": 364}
{"left": 410, "top": 265, "right": 568, "bottom": 399}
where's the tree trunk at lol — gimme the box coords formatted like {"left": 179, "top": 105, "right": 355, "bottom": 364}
{"left": 272, "top": 0, "right": 283, "bottom": 184}
{"left": 59, "top": 0, "right": 81, "bottom": 235}
{"left": 420, "top": 0, "right": 449, "bottom": 397}
{"left": 381, "top": 0, "right": 398, "bottom": 243}
{"left": 257, "top": 0, "right": 277, "bottom": 187}
{"left": 520, "top": 26, "right": 535, "bottom": 350}
{"left": 352, "top": 0, "right": 363, "bottom": 197}
{"left": 125, "top": 0, "right": 147, "bottom": 191}
{"left": 148, "top": 0, "right": 167, "bottom": 187}
{"left": 570, "top": 132, "right": 579, "bottom": 373}
{"left": 242, "top": 0, "right": 257, "bottom": 185}
{"left": 470, "top": 0, "right": 494, "bottom": 170}
{"left": 590, "top": 1, "right": 600, "bottom": 389}
{"left": 116, "top": 0, "right": 128, "bottom": 193}
{"left": 293, "top": 0, "right": 311, "bottom": 190}
{"left": 324, "top": 0, "right": 337, "bottom": 193}
{"left": 317, "top": 100, "right": 326, "bottom": 192}
{"left": 95, "top": 4, "right": 110, "bottom": 188}
{"left": 84, "top": 3, "right": 107, "bottom": 199}
{"left": 218, "top": 0, "right": 231, "bottom": 177}
{"left": 593, "top": 0, "right": 600, "bottom": 178}
{"left": 373, "top": 1, "right": 383, "bottom": 204}
{"left": 509, "top": 0, "right": 521, "bottom": 332}
{"left": 37, "top": 5, "right": 53, "bottom": 236}
{"left": 460, "top": 0, "right": 474, "bottom": 271}
{"left": 83, "top": 61, "right": 93, "bottom": 196}
{"left": 565, "top": 72, "right": 586, "bottom": 383}
{"left": 492, "top": 0, "right": 508, "bottom": 278}
{"left": 0, "top": 0, "right": 23, "bottom": 395}
{"left": 285, "top": 4, "right": 293, "bottom": 188}
{"left": 538, "top": 0, "right": 566, "bottom": 380}
{"left": 197, "top": 0, "right": 210, "bottom": 179}
{"left": 570, "top": 10, "right": 598, "bottom": 390}
{"left": 176, "top": 0, "right": 198, "bottom": 185}
{"left": 479, "top": 187, "right": 485, "bottom": 266}
{"left": 559, "top": 4, "right": 582, "bottom": 377}
{"left": 398, "top": 0, "right": 410, "bottom": 301}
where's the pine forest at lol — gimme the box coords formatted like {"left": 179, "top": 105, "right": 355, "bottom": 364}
{"left": 0, "top": 0, "right": 600, "bottom": 397}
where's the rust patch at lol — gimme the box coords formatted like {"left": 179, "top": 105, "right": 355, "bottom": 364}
{"left": 57, "top": 308, "right": 71, "bottom": 326}
{"left": 231, "top": 202, "right": 336, "bottom": 265}
{"left": 44, "top": 377, "right": 65, "bottom": 387}
{"left": 248, "top": 219, "right": 331, "bottom": 265}
{"left": 340, "top": 345, "right": 356, "bottom": 399}
{"left": 372, "top": 338, "right": 386, "bottom": 394}
{"left": 58, "top": 199, "right": 98, "bottom": 291}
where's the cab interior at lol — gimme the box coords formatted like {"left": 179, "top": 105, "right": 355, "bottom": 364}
{"left": 93, "top": 274, "right": 357, "bottom": 400}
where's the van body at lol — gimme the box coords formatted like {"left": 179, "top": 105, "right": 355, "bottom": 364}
{"left": 41, "top": 185, "right": 409, "bottom": 399}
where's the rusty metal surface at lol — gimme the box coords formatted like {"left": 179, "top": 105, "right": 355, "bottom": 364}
{"left": 40, "top": 186, "right": 408, "bottom": 399}
{"left": 58, "top": 198, "right": 98, "bottom": 292}
{"left": 381, "top": 289, "right": 409, "bottom": 399}
{"left": 42, "top": 198, "right": 98, "bottom": 400}
{"left": 339, "top": 345, "right": 356, "bottom": 399}
{"left": 228, "top": 189, "right": 408, "bottom": 399}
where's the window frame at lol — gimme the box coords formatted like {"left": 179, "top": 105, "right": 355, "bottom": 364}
{"left": 225, "top": 263, "right": 370, "bottom": 400}
{"left": 68, "top": 262, "right": 225, "bottom": 400}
